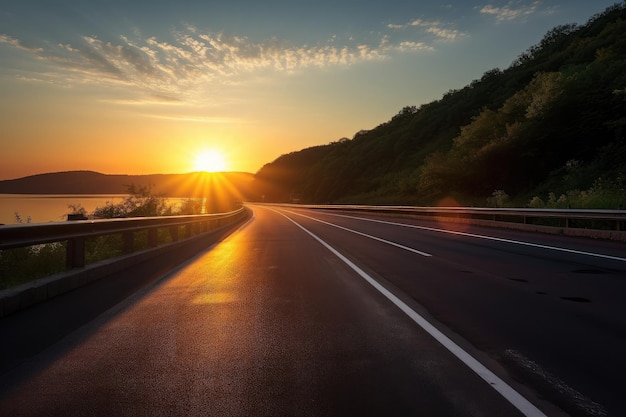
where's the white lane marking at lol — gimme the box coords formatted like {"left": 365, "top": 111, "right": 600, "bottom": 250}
{"left": 317, "top": 211, "right": 626, "bottom": 263}
{"left": 279, "top": 208, "right": 431, "bottom": 257}
{"left": 273, "top": 209, "right": 547, "bottom": 417}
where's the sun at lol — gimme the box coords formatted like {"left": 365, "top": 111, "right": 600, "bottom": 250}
{"left": 193, "top": 150, "right": 228, "bottom": 173}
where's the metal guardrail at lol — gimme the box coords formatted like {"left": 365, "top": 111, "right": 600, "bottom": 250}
{"left": 276, "top": 204, "right": 626, "bottom": 232}
{"left": 0, "top": 207, "right": 248, "bottom": 270}
{"left": 1, "top": 204, "right": 623, "bottom": 270}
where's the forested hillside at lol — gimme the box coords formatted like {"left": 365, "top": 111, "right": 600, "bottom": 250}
{"left": 253, "top": 4, "right": 626, "bottom": 208}
{"left": 0, "top": 171, "right": 255, "bottom": 199}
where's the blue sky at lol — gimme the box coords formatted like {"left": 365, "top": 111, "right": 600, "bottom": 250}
{"left": 0, "top": 1, "right": 619, "bottom": 178}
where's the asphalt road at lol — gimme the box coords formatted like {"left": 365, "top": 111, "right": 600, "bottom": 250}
{"left": 1, "top": 205, "right": 624, "bottom": 416}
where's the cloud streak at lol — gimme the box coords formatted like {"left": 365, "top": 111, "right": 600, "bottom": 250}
{"left": 479, "top": 1, "right": 542, "bottom": 22}
{"left": 0, "top": 27, "right": 438, "bottom": 103}
{"left": 387, "top": 19, "right": 465, "bottom": 41}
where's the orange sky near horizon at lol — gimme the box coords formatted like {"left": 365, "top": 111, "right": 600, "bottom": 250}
{"left": 0, "top": 62, "right": 382, "bottom": 180}
{"left": 0, "top": 84, "right": 363, "bottom": 179}
{"left": 0, "top": 79, "right": 352, "bottom": 180}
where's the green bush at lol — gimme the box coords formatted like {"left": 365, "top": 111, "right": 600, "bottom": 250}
{"left": 0, "top": 243, "right": 66, "bottom": 290}
{"left": 529, "top": 177, "right": 626, "bottom": 209}
{"left": 92, "top": 184, "right": 172, "bottom": 218}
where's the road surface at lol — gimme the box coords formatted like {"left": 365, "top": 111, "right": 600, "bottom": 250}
{"left": 1, "top": 205, "right": 624, "bottom": 416}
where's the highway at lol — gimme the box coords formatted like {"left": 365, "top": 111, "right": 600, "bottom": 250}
{"left": 1, "top": 204, "right": 625, "bottom": 416}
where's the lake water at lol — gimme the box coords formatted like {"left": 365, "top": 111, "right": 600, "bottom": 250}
{"left": 0, "top": 194, "right": 188, "bottom": 225}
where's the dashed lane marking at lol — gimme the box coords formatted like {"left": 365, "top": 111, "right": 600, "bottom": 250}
{"left": 280, "top": 208, "right": 431, "bottom": 257}
{"left": 318, "top": 211, "right": 626, "bottom": 263}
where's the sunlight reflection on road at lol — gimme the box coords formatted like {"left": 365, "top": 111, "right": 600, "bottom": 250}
{"left": 193, "top": 292, "right": 238, "bottom": 304}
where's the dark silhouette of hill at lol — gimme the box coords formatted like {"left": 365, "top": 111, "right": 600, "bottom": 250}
{"left": 253, "top": 4, "right": 626, "bottom": 208}
{"left": 0, "top": 171, "right": 255, "bottom": 200}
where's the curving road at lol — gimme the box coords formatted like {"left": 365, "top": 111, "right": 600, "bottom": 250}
{"left": 1, "top": 205, "right": 625, "bottom": 416}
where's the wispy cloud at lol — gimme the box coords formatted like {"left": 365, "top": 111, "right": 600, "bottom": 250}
{"left": 0, "top": 27, "right": 435, "bottom": 104}
{"left": 0, "top": 34, "right": 43, "bottom": 53}
{"left": 387, "top": 19, "right": 464, "bottom": 42}
{"left": 479, "top": 1, "right": 543, "bottom": 22}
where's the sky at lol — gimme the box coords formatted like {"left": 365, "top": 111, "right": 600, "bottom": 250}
{"left": 0, "top": 0, "right": 619, "bottom": 180}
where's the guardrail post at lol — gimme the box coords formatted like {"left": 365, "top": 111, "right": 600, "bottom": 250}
{"left": 148, "top": 229, "right": 158, "bottom": 248}
{"left": 123, "top": 231, "right": 134, "bottom": 254}
{"left": 170, "top": 226, "right": 179, "bottom": 242}
{"left": 66, "top": 237, "right": 85, "bottom": 269}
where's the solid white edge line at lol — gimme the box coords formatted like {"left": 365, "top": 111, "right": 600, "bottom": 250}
{"left": 321, "top": 211, "right": 626, "bottom": 263}
{"left": 280, "top": 208, "right": 432, "bottom": 257}
{"left": 272, "top": 208, "right": 548, "bottom": 417}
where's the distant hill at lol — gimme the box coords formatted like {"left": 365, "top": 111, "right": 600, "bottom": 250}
{"left": 0, "top": 171, "right": 256, "bottom": 199}
{"left": 252, "top": 4, "right": 626, "bottom": 208}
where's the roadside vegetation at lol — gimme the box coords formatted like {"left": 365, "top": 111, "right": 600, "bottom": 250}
{"left": 0, "top": 186, "right": 222, "bottom": 290}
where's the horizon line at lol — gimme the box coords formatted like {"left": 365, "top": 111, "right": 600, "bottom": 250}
{"left": 0, "top": 169, "right": 257, "bottom": 182}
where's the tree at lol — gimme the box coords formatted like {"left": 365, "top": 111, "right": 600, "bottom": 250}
{"left": 92, "top": 184, "right": 171, "bottom": 218}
